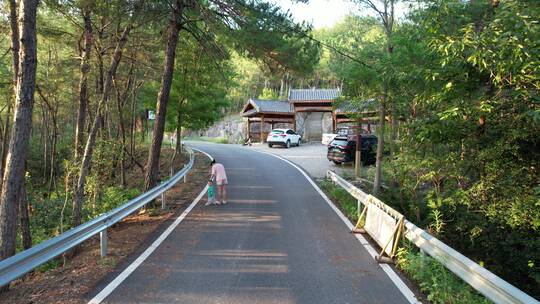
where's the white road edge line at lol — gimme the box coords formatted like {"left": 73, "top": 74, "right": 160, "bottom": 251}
{"left": 191, "top": 146, "right": 214, "bottom": 162}
{"left": 88, "top": 185, "right": 208, "bottom": 304}
{"left": 249, "top": 148, "right": 421, "bottom": 304}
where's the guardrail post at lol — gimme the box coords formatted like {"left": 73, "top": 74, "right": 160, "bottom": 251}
{"left": 100, "top": 229, "right": 108, "bottom": 258}
{"left": 184, "top": 173, "right": 187, "bottom": 183}
{"left": 161, "top": 193, "right": 165, "bottom": 209}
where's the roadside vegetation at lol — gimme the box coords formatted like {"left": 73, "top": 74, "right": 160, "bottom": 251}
{"left": 320, "top": 179, "right": 359, "bottom": 222}
{"left": 236, "top": 0, "right": 538, "bottom": 297}
{"left": 320, "top": 178, "right": 489, "bottom": 304}
{"left": 396, "top": 242, "right": 490, "bottom": 304}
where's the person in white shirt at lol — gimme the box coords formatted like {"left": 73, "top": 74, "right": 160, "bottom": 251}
{"left": 210, "top": 159, "right": 228, "bottom": 204}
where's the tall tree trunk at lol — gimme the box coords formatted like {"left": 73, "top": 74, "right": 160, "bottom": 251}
{"left": 114, "top": 63, "right": 133, "bottom": 187}
{"left": 0, "top": 0, "right": 38, "bottom": 265}
{"left": 390, "top": 98, "right": 397, "bottom": 156}
{"left": 170, "top": 102, "right": 183, "bottom": 176}
{"left": 175, "top": 107, "right": 182, "bottom": 153}
{"left": 279, "top": 75, "right": 285, "bottom": 98}
{"left": 8, "top": 0, "right": 20, "bottom": 88}
{"left": 117, "top": 95, "right": 127, "bottom": 186}
{"left": 36, "top": 86, "right": 58, "bottom": 194}
{"left": 369, "top": 0, "right": 395, "bottom": 195}
{"left": 284, "top": 72, "right": 290, "bottom": 100}
{"left": 18, "top": 178, "right": 31, "bottom": 250}
{"left": 142, "top": 112, "right": 147, "bottom": 142}
{"left": 389, "top": 94, "right": 399, "bottom": 193}
{"left": 373, "top": 93, "right": 386, "bottom": 195}
{"left": 0, "top": 0, "right": 20, "bottom": 191}
{"left": 0, "top": 105, "right": 12, "bottom": 187}
{"left": 72, "top": 23, "right": 134, "bottom": 228}
{"left": 41, "top": 102, "right": 49, "bottom": 184}
{"left": 75, "top": 7, "right": 92, "bottom": 160}
{"left": 144, "top": 0, "right": 184, "bottom": 192}
{"left": 129, "top": 82, "right": 141, "bottom": 163}
{"left": 47, "top": 108, "right": 58, "bottom": 195}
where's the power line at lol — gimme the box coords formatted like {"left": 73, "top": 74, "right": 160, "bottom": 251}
{"left": 231, "top": 0, "right": 376, "bottom": 71}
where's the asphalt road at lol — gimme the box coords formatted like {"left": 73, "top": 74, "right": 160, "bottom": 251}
{"left": 248, "top": 142, "right": 354, "bottom": 178}
{"left": 92, "top": 142, "right": 411, "bottom": 304}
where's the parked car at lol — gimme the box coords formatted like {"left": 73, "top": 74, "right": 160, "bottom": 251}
{"left": 322, "top": 127, "right": 370, "bottom": 145}
{"left": 267, "top": 129, "right": 301, "bottom": 148}
{"left": 327, "top": 134, "right": 377, "bottom": 165}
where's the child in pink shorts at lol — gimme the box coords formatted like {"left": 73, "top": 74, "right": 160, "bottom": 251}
{"left": 210, "top": 159, "right": 228, "bottom": 204}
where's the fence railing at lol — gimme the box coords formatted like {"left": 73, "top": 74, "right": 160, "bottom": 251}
{"left": 0, "top": 145, "right": 197, "bottom": 288}
{"left": 327, "top": 170, "right": 539, "bottom": 304}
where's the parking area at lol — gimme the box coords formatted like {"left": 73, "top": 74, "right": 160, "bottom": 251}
{"left": 248, "top": 142, "right": 354, "bottom": 179}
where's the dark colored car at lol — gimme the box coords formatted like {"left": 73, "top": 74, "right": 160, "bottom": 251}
{"left": 327, "top": 135, "right": 377, "bottom": 165}
{"left": 336, "top": 126, "right": 370, "bottom": 137}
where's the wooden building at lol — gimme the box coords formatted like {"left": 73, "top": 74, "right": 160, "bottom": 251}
{"left": 241, "top": 88, "right": 378, "bottom": 142}
{"left": 241, "top": 99, "right": 294, "bottom": 142}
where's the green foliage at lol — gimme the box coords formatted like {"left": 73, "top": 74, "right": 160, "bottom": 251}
{"left": 315, "top": 0, "right": 540, "bottom": 296}
{"left": 396, "top": 243, "right": 490, "bottom": 304}
{"left": 226, "top": 52, "right": 267, "bottom": 110}
{"left": 18, "top": 185, "right": 140, "bottom": 254}
{"left": 223, "top": 1, "right": 320, "bottom": 77}
{"left": 100, "top": 257, "right": 118, "bottom": 268}
{"left": 403, "top": 1, "right": 539, "bottom": 294}
{"left": 258, "top": 88, "right": 279, "bottom": 100}
{"left": 314, "top": 15, "right": 384, "bottom": 97}
{"left": 320, "top": 179, "right": 359, "bottom": 222}
{"left": 36, "top": 258, "right": 63, "bottom": 273}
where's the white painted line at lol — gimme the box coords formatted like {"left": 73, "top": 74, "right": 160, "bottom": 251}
{"left": 190, "top": 147, "right": 214, "bottom": 162}
{"left": 249, "top": 149, "right": 421, "bottom": 304}
{"left": 88, "top": 186, "right": 208, "bottom": 304}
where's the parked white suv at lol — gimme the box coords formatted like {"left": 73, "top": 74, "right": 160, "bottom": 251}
{"left": 267, "top": 129, "right": 301, "bottom": 148}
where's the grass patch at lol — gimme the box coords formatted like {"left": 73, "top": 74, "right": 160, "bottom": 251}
{"left": 320, "top": 178, "right": 359, "bottom": 222}
{"left": 100, "top": 257, "right": 118, "bottom": 268}
{"left": 36, "top": 258, "right": 63, "bottom": 273}
{"left": 397, "top": 242, "right": 491, "bottom": 304}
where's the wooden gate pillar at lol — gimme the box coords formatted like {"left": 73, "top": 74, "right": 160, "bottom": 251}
{"left": 246, "top": 118, "right": 251, "bottom": 139}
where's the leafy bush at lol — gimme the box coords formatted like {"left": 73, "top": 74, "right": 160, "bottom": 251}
{"left": 17, "top": 186, "right": 140, "bottom": 253}
{"left": 82, "top": 186, "right": 141, "bottom": 221}
{"left": 396, "top": 243, "right": 490, "bottom": 304}
{"left": 321, "top": 178, "right": 493, "bottom": 303}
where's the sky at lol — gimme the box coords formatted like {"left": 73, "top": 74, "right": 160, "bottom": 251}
{"left": 269, "top": 0, "right": 410, "bottom": 29}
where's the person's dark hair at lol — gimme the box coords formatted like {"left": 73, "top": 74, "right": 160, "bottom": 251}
{"left": 211, "top": 159, "right": 216, "bottom": 165}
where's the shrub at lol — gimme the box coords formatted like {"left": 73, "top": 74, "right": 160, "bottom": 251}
{"left": 320, "top": 179, "right": 360, "bottom": 222}
{"left": 396, "top": 243, "right": 490, "bottom": 304}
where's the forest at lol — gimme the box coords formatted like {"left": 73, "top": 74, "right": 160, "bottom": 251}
{"left": 0, "top": 0, "right": 538, "bottom": 299}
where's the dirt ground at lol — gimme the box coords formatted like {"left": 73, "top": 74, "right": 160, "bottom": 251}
{"left": 0, "top": 150, "right": 211, "bottom": 304}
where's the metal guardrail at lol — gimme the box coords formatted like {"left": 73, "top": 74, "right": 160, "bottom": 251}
{"left": 327, "top": 170, "right": 539, "bottom": 304}
{"left": 0, "top": 146, "right": 197, "bottom": 288}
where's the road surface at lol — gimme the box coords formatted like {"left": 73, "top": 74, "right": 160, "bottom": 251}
{"left": 90, "top": 142, "right": 413, "bottom": 304}
{"left": 248, "top": 142, "right": 354, "bottom": 178}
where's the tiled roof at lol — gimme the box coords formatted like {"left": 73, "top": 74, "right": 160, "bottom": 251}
{"left": 288, "top": 88, "right": 341, "bottom": 101}
{"left": 243, "top": 99, "right": 293, "bottom": 115}
{"left": 335, "top": 99, "right": 377, "bottom": 114}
